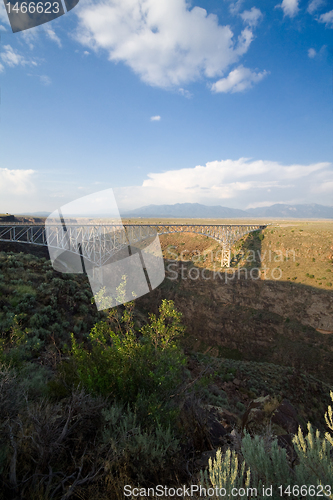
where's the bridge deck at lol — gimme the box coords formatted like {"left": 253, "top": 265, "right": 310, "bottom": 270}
{"left": 0, "top": 223, "right": 267, "bottom": 267}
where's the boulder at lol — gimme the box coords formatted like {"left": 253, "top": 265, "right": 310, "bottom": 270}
{"left": 241, "top": 396, "right": 299, "bottom": 436}
{"left": 271, "top": 399, "right": 299, "bottom": 434}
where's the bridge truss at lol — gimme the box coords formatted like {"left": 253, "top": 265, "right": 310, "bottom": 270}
{"left": 0, "top": 223, "right": 266, "bottom": 268}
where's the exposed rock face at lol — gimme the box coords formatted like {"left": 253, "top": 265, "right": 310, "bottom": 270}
{"left": 0, "top": 241, "right": 49, "bottom": 258}
{"left": 205, "top": 406, "right": 229, "bottom": 448}
{"left": 138, "top": 267, "right": 333, "bottom": 384}
{"left": 0, "top": 215, "right": 16, "bottom": 222}
{"left": 179, "top": 270, "right": 333, "bottom": 332}
{"left": 239, "top": 396, "right": 300, "bottom": 463}
{"left": 271, "top": 400, "right": 299, "bottom": 434}
{"left": 193, "top": 396, "right": 300, "bottom": 470}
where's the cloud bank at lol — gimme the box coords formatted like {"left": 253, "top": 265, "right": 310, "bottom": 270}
{"left": 113, "top": 158, "right": 333, "bottom": 210}
{"left": 2, "top": 160, "right": 332, "bottom": 213}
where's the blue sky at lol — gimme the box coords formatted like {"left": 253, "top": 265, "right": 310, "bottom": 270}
{"left": 0, "top": 0, "right": 332, "bottom": 214}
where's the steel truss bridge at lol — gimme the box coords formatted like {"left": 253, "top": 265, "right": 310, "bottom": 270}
{"left": 0, "top": 223, "right": 266, "bottom": 268}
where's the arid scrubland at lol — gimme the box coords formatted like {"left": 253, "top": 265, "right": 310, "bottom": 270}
{"left": 0, "top": 218, "right": 332, "bottom": 499}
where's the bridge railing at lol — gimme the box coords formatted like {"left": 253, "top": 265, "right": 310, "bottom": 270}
{"left": 0, "top": 223, "right": 267, "bottom": 267}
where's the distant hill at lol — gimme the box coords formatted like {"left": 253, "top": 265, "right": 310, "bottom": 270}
{"left": 6, "top": 203, "right": 333, "bottom": 221}
{"left": 246, "top": 203, "right": 333, "bottom": 218}
{"left": 0, "top": 214, "right": 46, "bottom": 223}
{"left": 18, "top": 212, "right": 51, "bottom": 217}
{"left": 121, "top": 202, "right": 333, "bottom": 219}
{"left": 121, "top": 203, "right": 248, "bottom": 218}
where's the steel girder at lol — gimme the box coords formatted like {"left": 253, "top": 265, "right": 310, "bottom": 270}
{"left": 0, "top": 223, "right": 266, "bottom": 267}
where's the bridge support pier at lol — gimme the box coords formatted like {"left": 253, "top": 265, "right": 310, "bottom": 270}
{"left": 1, "top": 223, "right": 267, "bottom": 271}
{"left": 221, "top": 246, "right": 231, "bottom": 268}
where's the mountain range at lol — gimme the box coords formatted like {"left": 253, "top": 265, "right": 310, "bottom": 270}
{"left": 121, "top": 203, "right": 333, "bottom": 219}
{"left": 14, "top": 203, "right": 333, "bottom": 219}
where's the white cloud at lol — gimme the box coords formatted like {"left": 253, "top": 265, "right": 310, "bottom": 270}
{"left": 0, "top": 45, "right": 28, "bottom": 67}
{"left": 318, "top": 9, "right": 333, "bottom": 26}
{"left": 83, "top": 50, "right": 90, "bottom": 55}
{"left": 0, "top": 62, "right": 4, "bottom": 73}
{"left": 228, "top": 0, "right": 244, "bottom": 15}
{"left": 240, "top": 7, "right": 263, "bottom": 27}
{"left": 308, "top": 45, "right": 326, "bottom": 58}
{"left": 113, "top": 158, "right": 333, "bottom": 211}
{"left": 246, "top": 200, "right": 278, "bottom": 209}
{"left": 74, "top": 0, "right": 255, "bottom": 89}
{"left": 44, "top": 26, "right": 62, "bottom": 47}
{"left": 40, "top": 75, "right": 51, "bottom": 85}
{"left": 307, "top": 0, "right": 325, "bottom": 14}
{"left": 0, "top": 168, "right": 35, "bottom": 194}
{"left": 313, "top": 181, "right": 333, "bottom": 193}
{"left": 20, "top": 29, "right": 39, "bottom": 50}
{"left": 0, "top": 44, "right": 38, "bottom": 72}
{"left": 150, "top": 115, "right": 161, "bottom": 121}
{"left": 19, "top": 24, "right": 61, "bottom": 49}
{"left": 279, "top": 0, "right": 300, "bottom": 17}
{"left": 3, "top": 160, "right": 332, "bottom": 213}
{"left": 178, "top": 87, "right": 193, "bottom": 98}
{"left": 211, "top": 65, "right": 268, "bottom": 93}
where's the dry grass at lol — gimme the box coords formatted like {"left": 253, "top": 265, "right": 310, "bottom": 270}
{"left": 123, "top": 218, "right": 333, "bottom": 290}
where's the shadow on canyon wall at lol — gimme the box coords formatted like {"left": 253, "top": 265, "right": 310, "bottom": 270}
{"left": 1, "top": 237, "right": 332, "bottom": 386}
{"left": 138, "top": 259, "right": 333, "bottom": 386}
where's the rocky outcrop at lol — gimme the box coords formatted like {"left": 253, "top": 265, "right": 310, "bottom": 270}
{"left": 193, "top": 396, "right": 300, "bottom": 470}
{"left": 241, "top": 395, "right": 299, "bottom": 436}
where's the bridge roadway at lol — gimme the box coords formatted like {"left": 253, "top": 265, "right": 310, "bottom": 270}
{"left": 0, "top": 222, "right": 266, "bottom": 267}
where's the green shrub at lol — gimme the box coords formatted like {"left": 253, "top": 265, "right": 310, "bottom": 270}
{"left": 29, "top": 312, "right": 50, "bottom": 329}
{"left": 236, "top": 401, "right": 245, "bottom": 412}
{"left": 78, "top": 304, "right": 89, "bottom": 315}
{"left": 0, "top": 315, "right": 29, "bottom": 365}
{"left": 17, "top": 362, "right": 51, "bottom": 399}
{"left": 200, "top": 392, "right": 333, "bottom": 498}
{"left": 102, "top": 402, "right": 179, "bottom": 483}
{"left": 200, "top": 448, "right": 250, "bottom": 499}
{"left": 0, "top": 389, "right": 106, "bottom": 499}
{"left": 66, "top": 298, "right": 186, "bottom": 425}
